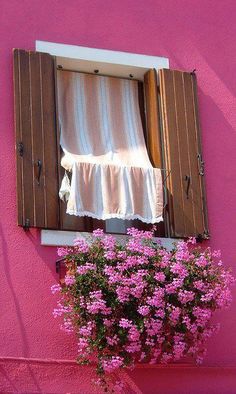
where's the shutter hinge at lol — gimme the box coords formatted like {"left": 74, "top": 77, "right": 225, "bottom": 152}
{"left": 23, "top": 218, "right": 30, "bottom": 231}
{"left": 196, "top": 230, "right": 210, "bottom": 242}
{"left": 56, "top": 258, "right": 65, "bottom": 273}
{"left": 197, "top": 153, "right": 204, "bottom": 176}
{"left": 17, "top": 142, "right": 24, "bottom": 157}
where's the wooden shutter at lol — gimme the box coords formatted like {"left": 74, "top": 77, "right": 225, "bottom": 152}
{"left": 144, "top": 69, "right": 162, "bottom": 168}
{"left": 13, "top": 49, "right": 105, "bottom": 232}
{"left": 14, "top": 49, "right": 59, "bottom": 229}
{"left": 159, "top": 68, "right": 209, "bottom": 238}
{"left": 143, "top": 69, "right": 165, "bottom": 237}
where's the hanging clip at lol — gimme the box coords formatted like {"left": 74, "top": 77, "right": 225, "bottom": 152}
{"left": 196, "top": 230, "right": 210, "bottom": 242}
{"left": 197, "top": 153, "right": 204, "bottom": 176}
{"left": 17, "top": 142, "right": 24, "bottom": 157}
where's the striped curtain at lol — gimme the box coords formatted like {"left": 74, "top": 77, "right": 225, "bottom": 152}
{"left": 57, "top": 71, "right": 163, "bottom": 224}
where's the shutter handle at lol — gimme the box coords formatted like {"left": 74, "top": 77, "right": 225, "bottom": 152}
{"left": 184, "top": 175, "right": 191, "bottom": 199}
{"left": 35, "top": 160, "right": 42, "bottom": 185}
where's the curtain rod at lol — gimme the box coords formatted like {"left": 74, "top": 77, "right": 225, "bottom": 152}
{"left": 56, "top": 66, "right": 141, "bottom": 82}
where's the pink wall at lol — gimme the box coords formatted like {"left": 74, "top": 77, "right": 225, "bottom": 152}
{"left": 1, "top": 0, "right": 236, "bottom": 392}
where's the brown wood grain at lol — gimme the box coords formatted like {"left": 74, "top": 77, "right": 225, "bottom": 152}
{"left": 160, "top": 69, "right": 185, "bottom": 237}
{"left": 19, "top": 50, "right": 34, "bottom": 227}
{"left": 40, "top": 52, "right": 59, "bottom": 229}
{"left": 29, "top": 51, "right": 45, "bottom": 228}
{"left": 13, "top": 49, "right": 23, "bottom": 226}
{"left": 142, "top": 70, "right": 165, "bottom": 236}
{"left": 183, "top": 72, "right": 203, "bottom": 235}
{"left": 144, "top": 69, "right": 162, "bottom": 168}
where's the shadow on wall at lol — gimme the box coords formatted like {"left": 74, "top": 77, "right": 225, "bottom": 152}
{"left": 0, "top": 224, "right": 43, "bottom": 392}
{"left": 25, "top": 228, "right": 58, "bottom": 279}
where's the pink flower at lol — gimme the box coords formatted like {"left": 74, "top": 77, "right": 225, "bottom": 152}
{"left": 64, "top": 275, "right": 76, "bottom": 286}
{"left": 104, "top": 250, "right": 116, "bottom": 260}
{"left": 103, "top": 318, "right": 115, "bottom": 327}
{"left": 169, "top": 306, "right": 181, "bottom": 324}
{"left": 119, "top": 318, "right": 132, "bottom": 328}
{"left": 178, "top": 290, "right": 195, "bottom": 304}
{"left": 128, "top": 326, "right": 140, "bottom": 341}
{"left": 102, "top": 235, "right": 116, "bottom": 250}
{"left": 125, "top": 342, "right": 141, "bottom": 353}
{"left": 92, "top": 228, "right": 104, "bottom": 237}
{"left": 57, "top": 247, "right": 68, "bottom": 257}
{"left": 138, "top": 305, "right": 150, "bottom": 316}
{"left": 127, "top": 227, "right": 153, "bottom": 239}
{"left": 102, "top": 356, "right": 124, "bottom": 372}
{"left": 79, "top": 322, "right": 94, "bottom": 337}
{"left": 170, "top": 262, "right": 188, "bottom": 278}
{"left": 51, "top": 284, "right": 61, "bottom": 294}
{"left": 87, "top": 291, "right": 111, "bottom": 315}
{"left": 77, "top": 263, "right": 96, "bottom": 274}
{"left": 74, "top": 238, "right": 89, "bottom": 253}
{"left": 195, "top": 255, "right": 209, "bottom": 268}
{"left": 106, "top": 335, "right": 119, "bottom": 346}
{"left": 78, "top": 338, "right": 89, "bottom": 353}
{"left": 60, "top": 318, "right": 74, "bottom": 333}
{"left": 193, "top": 280, "right": 206, "bottom": 291}
{"left": 117, "top": 250, "right": 127, "bottom": 259}
{"left": 154, "top": 272, "right": 166, "bottom": 282}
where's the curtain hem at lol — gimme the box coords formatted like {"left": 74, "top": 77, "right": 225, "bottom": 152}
{"left": 65, "top": 209, "right": 163, "bottom": 224}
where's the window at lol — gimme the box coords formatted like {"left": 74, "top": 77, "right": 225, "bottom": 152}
{"left": 13, "top": 42, "right": 209, "bottom": 239}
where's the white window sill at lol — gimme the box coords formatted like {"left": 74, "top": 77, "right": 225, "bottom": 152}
{"left": 41, "top": 229, "right": 178, "bottom": 250}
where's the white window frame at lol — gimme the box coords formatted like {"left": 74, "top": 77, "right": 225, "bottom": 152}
{"left": 36, "top": 40, "right": 175, "bottom": 248}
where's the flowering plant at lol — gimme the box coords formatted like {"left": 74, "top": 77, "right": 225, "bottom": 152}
{"left": 51, "top": 228, "right": 234, "bottom": 392}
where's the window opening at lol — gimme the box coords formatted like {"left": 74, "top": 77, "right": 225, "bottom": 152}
{"left": 57, "top": 69, "right": 164, "bottom": 233}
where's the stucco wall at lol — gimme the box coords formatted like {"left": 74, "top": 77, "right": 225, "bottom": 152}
{"left": 0, "top": 0, "right": 236, "bottom": 392}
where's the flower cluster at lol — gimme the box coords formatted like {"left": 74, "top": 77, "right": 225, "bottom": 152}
{"left": 51, "top": 228, "right": 234, "bottom": 391}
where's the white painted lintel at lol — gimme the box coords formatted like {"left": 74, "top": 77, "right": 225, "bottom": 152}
{"left": 36, "top": 40, "right": 169, "bottom": 70}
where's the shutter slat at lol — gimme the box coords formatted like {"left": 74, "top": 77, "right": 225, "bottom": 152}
{"left": 40, "top": 53, "right": 59, "bottom": 228}
{"left": 191, "top": 73, "right": 209, "bottom": 236}
{"left": 183, "top": 72, "right": 205, "bottom": 234}
{"left": 13, "top": 50, "right": 23, "bottom": 226}
{"left": 159, "top": 68, "right": 208, "bottom": 238}
{"left": 19, "top": 50, "right": 34, "bottom": 227}
{"left": 160, "top": 69, "right": 185, "bottom": 236}
{"left": 143, "top": 69, "right": 165, "bottom": 237}
{"left": 144, "top": 69, "right": 162, "bottom": 168}
{"left": 30, "top": 52, "right": 45, "bottom": 227}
